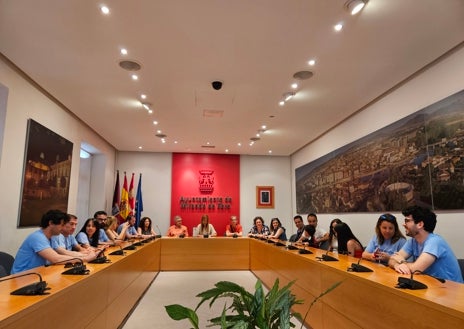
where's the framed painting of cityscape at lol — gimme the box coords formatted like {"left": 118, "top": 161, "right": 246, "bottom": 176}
{"left": 296, "top": 89, "right": 464, "bottom": 213}
{"left": 18, "top": 119, "right": 73, "bottom": 227}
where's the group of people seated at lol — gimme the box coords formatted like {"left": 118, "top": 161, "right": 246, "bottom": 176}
{"left": 228, "top": 207, "right": 463, "bottom": 283}
{"left": 11, "top": 210, "right": 158, "bottom": 274}
{"left": 10, "top": 205, "right": 463, "bottom": 283}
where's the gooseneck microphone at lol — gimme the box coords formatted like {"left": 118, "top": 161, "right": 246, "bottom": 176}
{"left": 154, "top": 225, "right": 162, "bottom": 238}
{"left": 396, "top": 270, "right": 445, "bottom": 290}
{"left": 348, "top": 258, "right": 373, "bottom": 272}
{"left": 316, "top": 249, "right": 338, "bottom": 262}
{"left": 58, "top": 258, "right": 89, "bottom": 275}
{"left": 0, "top": 272, "right": 50, "bottom": 295}
{"left": 109, "top": 244, "right": 126, "bottom": 256}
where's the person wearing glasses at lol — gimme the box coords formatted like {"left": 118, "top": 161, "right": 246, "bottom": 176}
{"left": 388, "top": 206, "right": 463, "bottom": 283}
{"left": 362, "top": 213, "right": 406, "bottom": 265}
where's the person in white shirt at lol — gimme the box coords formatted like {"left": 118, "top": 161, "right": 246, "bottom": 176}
{"left": 307, "top": 213, "right": 328, "bottom": 248}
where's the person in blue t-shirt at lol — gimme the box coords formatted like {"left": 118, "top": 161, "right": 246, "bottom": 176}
{"left": 363, "top": 213, "right": 406, "bottom": 265}
{"left": 389, "top": 206, "right": 463, "bottom": 283}
{"left": 11, "top": 210, "right": 97, "bottom": 274}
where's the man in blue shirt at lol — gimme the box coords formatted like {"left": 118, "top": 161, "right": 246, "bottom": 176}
{"left": 12, "top": 210, "right": 97, "bottom": 274}
{"left": 117, "top": 214, "right": 139, "bottom": 240}
{"left": 51, "top": 214, "right": 97, "bottom": 258}
{"left": 389, "top": 206, "right": 463, "bottom": 283}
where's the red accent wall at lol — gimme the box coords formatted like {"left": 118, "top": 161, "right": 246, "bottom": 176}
{"left": 171, "top": 153, "right": 240, "bottom": 236}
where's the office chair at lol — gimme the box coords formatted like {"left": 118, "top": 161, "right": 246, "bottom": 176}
{"left": 0, "top": 251, "right": 15, "bottom": 277}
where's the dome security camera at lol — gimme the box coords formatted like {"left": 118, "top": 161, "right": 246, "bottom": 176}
{"left": 212, "top": 81, "right": 223, "bottom": 90}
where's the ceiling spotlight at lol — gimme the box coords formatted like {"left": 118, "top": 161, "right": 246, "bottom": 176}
{"left": 131, "top": 74, "right": 139, "bottom": 80}
{"left": 141, "top": 102, "right": 152, "bottom": 110}
{"left": 334, "top": 23, "right": 343, "bottom": 32}
{"left": 141, "top": 94, "right": 147, "bottom": 99}
{"left": 345, "top": 0, "right": 367, "bottom": 15}
{"left": 308, "top": 59, "right": 316, "bottom": 66}
{"left": 283, "top": 91, "right": 295, "bottom": 102}
{"left": 100, "top": 5, "right": 110, "bottom": 15}
{"left": 153, "top": 120, "right": 158, "bottom": 125}
{"left": 120, "top": 48, "right": 128, "bottom": 55}
{"left": 291, "top": 83, "right": 298, "bottom": 89}
{"left": 279, "top": 100, "right": 285, "bottom": 106}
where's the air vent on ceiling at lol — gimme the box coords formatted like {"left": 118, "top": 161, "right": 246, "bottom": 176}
{"left": 155, "top": 133, "right": 167, "bottom": 138}
{"left": 201, "top": 145, "right": 216, "bottom": 148}
{"left": 250, "top": 137, "right": 261, "bottom": 142}
{"left": 293, "top": 70, "right": 313, "bottom": 80}
{"left": 203, "top": 110, "right": 224, "bottom": 118}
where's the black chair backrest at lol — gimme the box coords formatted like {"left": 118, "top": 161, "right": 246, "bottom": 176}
{"left": 0, "top": 251, "right": 15, "bottom": 277}
{"left": 458, "top": 259, "right": 464, "bottom": 281}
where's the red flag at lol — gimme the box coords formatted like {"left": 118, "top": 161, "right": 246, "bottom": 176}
{"left": 112, "top": 170, "right": 120, "bottom": 216}
{"left": 119, "top": 172, "right": 130, "bottom": 223}
{"left": 128, "top": 173, "right": 135, "bottom": 215}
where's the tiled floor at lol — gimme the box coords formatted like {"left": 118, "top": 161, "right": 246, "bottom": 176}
{"left": 121, "top": 271, "right": 307, "bottom": 328}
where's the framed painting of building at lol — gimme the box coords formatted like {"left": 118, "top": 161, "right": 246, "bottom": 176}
{"left": 18, "top": 119, "right": 73, "bottom": 227}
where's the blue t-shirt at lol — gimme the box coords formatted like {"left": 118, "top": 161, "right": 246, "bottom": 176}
{"left": 117, "top": 224, "right": 137, "bottom": 237}
{"left": 401, "top": 233, "right": 463, "bottom": 283}
{"left": 365, "top": 235, "right": 406, "bottom": 264}
{"left": 51, "top": 233, "right": 79, "bottom": 251}
{"left": 11, "top": 229, "right": 52, "bottom": 274}
{"left": 76, "top": 230, "right": 108, "bottom": 246}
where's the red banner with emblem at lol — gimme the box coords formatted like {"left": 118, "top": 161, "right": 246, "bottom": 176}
{"left": 170, "top": 153, "right": 240, "bottom": 236}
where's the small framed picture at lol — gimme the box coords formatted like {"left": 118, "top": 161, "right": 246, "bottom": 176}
{"left": 256, "top": 186, "right": 274, "bottom": 209}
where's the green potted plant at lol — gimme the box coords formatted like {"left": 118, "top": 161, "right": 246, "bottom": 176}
{"left": 165, "top": 278, "right": 341, "bottom": 329}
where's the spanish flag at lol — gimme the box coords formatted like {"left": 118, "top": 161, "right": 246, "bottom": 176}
{"left": 119, "top": 172, "right": 130, "bottom": 222}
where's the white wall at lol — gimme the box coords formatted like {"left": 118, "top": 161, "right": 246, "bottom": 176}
{"left": 291, "top": 46, "right": 464, "bottom": 258}
{"left": 116, "top": 153, "right": 294, "bottom": 236}
{"left": 0, "top": 58, "right": 116, "bottom": 256}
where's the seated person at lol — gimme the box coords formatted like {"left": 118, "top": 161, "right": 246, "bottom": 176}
{"left": 362, "top": 213, "right": 406, "bottom": 265}
{"left": 297, "top": 225, "right": 318, "bottom": 247}
{"left": 51, "top": 214, "right": 96, "bottom": 257}
{"left": 117, "top": 214, "right": 139, "bottom": 240}
{"left": 225, "top": 215, "right": 243, "bottom": 237}
{"left": 137, "top": 216, "right": 156, "bottom": 237}
{"left": 307, "top": 213, "right": 328, "bottom": 247}
{"left": 327, "top": 218, "right": 342, "bottom": 251}
{"left": 167, "top": 215, "right": 189, "bottom": 238}
{"left": 389, "top": 206, "right": 463, "bottom": 283}
{"left": 334, "top": 222, "right": 363, "bottom": 258}
{"left": 193, "top": 214, "right": 217, "bottom": 237}
{"left": 76, "top": 218, "right": 111, "bottom": 248}
{"left": 247, "top": 216, "right": 270, "bottom": 238}
{"left": 105, "top": 216, "right": 129, "bottom": 243}
{"left": 268, "top": 218, "right": 287, "bottom": 241}
{"left": 11, "top": 210, "right": 97, "bottom": 274}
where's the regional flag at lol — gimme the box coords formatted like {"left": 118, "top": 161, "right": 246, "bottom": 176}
{"left": 128, "top": 173, "right": 135, "bottom": 216}
{"left": 135, "top": 173, "right": 143, "bottom": 228}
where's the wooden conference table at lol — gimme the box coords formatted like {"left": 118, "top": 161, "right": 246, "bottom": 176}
{"left": 1, "top": 237, "right": 463, "bottom": 328}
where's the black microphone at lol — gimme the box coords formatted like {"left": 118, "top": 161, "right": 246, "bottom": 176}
{"left": 298, "top": 243, "right": 313, "bottom": 254}
{"left": 88, "top": 250, "right": 111, "bottom": 264}
{"left": 316, "top": 249, "right": 338, "bottom": 262}
{"left": 287, "top": 242, "right": 298, "bottom": 250}
{"left": 275, "top": 240, "right": 286, "bottom": 247}
{"left": 348, "top": 258, "right": 373, "bottom": 272}
{"left": 0, "top": 272, "right": 50, "bottom": 295}
{"left": 109, "top": 244, "right": 126, "bottom": 256}
{"left": 60, "top": 258, "right": 89, "bottom": 275}
{"left": 396, "top": 270, "right": 445, "bottom": 290}
{"left": 123, "top": 239, "right": 137, "bottom": 250}
{"left": 154, "top": 225, "right": 162, "bottom": 238}
{"left": 44, "top": 257, "right": 82, "bottom": 268}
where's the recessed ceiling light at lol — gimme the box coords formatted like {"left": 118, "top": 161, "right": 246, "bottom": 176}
{"left": 279, "top": 101, "right": 285, "bottom": 106}
{"left": 261, "top": 125, "right": 267, "bottom": 130}
{"left": 141, "top": 94, "right": 147, "bottom": 99}
{"left": 161, "top": 139, "right": 166, "bottom": 143}
{"left": 148, "top": 110, "right": 153, "bottom": 114}
{"left": 308, "top": 59, "right": 316, "bottom": 66}
{"left": 291, "top": 83, "right": 298, "bottom": 89}
{"left": 120, "top": 48, "right": 128, "bottom": 55}
{"left": 256, "top": 133, "right": 260, "bottom": 137}
{"left": 157, "top": 130, "right": 162, "bottom": 134}
{"left": 334, "top": 23, "right": 343, "bottom": 31}
{"left": 345, "top": 0, "right": 366, "bottom": 15}
{"left": 237, "top": 143, "right": 242, "bottom": 147}
{"left": 100, "top": 5, "right": 110, "bottom": 15}
{"left": 174, "top": 141, "right": 178, "bottom": 144}
{"left": 225, "top": 149, "right": 229, "bottom": 153}
{"left": 138, "top": 146, "right": 142, "bottom": 150}
{"left": 131, "top": 74, "right": 138, "bottom": 80}
{"left": 268, "top": 150, "right": 272, "bottom": 154}
{"left": 153, "top": 120, "right": 158, "bottom": 125}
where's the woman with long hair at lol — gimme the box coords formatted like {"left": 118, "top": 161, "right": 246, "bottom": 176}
{"left": 137, "top": 217, "right": 156, "bottom": 237}
{"left": 333, "top": 222, "right": 363, "bottom": 258}
{"left": 105, "top": 216, "right": 129, "bottom": 243}
{"left": 269, "top": 218, "right": 287, "bottom": 241}
{"left": 327, "top": 218, "right": 342, "bottom": 251}
{"left": 76, "top": 218, "right": 110, "bottom": 248}
{"left": 194, "top": 214, "right": 217, "bottom": 237}
{"left": 362, "top": 213, "right": 406, "bottom": 264}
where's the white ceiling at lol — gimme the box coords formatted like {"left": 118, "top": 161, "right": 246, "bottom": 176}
{"left": 1, "top": 0, "right": 464, "bottom": 156}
